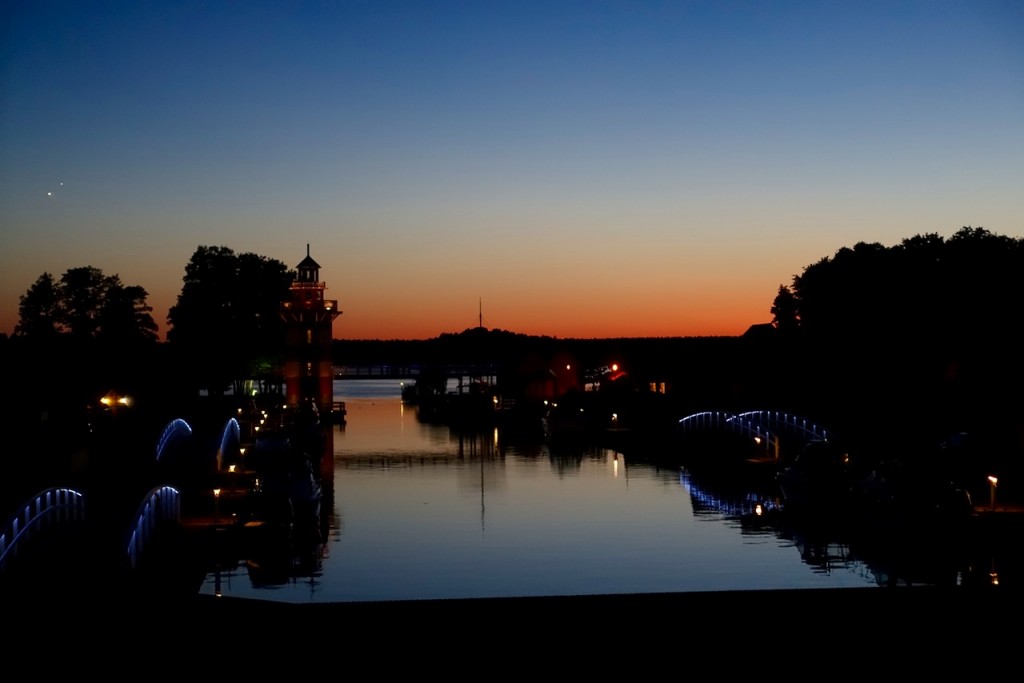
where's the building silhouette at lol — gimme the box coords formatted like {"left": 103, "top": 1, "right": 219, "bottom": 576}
{"left": 280, "top": 245, "right": 341, "bottom": 418}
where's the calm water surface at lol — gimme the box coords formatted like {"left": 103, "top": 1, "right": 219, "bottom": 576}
{"left": 199, "top": 380, "right": 891, "bottom": 603}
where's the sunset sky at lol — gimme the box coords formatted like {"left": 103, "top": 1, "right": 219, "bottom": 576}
{"left": 2, "top": 1, "right": 1022, "bottom": 341}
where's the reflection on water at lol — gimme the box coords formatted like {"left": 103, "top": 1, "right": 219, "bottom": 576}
{"left": 197, "top": 381, "right": 1018, "bottom": 603}
{"left": 680, "top": 457, "right": 1022, "bottom": 591}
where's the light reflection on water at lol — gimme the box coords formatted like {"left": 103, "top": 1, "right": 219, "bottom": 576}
{"left": 199, "top": 380, "right": 881, "bottom": 603}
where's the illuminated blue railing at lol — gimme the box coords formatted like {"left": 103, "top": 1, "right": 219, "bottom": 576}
{"left": 734, "top": 410, "right": 830, "bottom": 443}
{"left": 679, "top": 469, "right": 781, "bottom": 517}
{"left": 217, "top": 417, "right": 241, "bottom": 471}
{"left": 678, "top": 410, "right": 734, "bottom": 429}
{"left": 0, "top": 488, "right": 86, "bottom": 572}
{"left": 678, "top": 410, "right": 780, "bottom": 458}
{"left": 126, "top": 485, "right": 181, "bottom": 571}
{"left": 678, "top": 409, "right": 834, "bottom": 461}
{"left": 156, "top": 418, "right": 193, "bottom": 462}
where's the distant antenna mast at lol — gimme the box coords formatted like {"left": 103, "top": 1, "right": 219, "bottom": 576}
{"left": 478, "top": 298, "right": 483, "bottom": 329}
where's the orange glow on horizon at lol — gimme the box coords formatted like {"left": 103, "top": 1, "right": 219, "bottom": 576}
{"left": 0, "top": 242, "right": 779, "bottom": 342}
{"left": 0, "top": 286, "right": 770, "bottom": 341}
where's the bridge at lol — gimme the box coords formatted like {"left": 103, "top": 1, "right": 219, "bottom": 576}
{"left": 334, "top": 365, "right": 421, "bottom": 379}
{"left": 333, "top": 363, "right": 500, "bottom": 380}
{"left": 677, "top": 409, "right": 834, "bottom": 462}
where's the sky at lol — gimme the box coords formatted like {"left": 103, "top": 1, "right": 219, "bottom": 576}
{"left": 2, "top": 1, "right": 1022, "bottom": 341}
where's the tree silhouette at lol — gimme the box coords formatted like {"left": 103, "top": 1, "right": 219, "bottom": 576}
{"left": 784, "top": 227, "right": 1023, "bottom": 347}
{"left": 15, "top": 266, "right": 157, "bottom": 344}
{"left": 167, "top": 246, "right": 295, "bottom": 394}
{"left": 15, "top": 272, "right": 61, "bottom": 338}
{"left": 771, "top": 226, "right": 1024, "bottom": 454}
{"left": 770, "top": 284, "right": 799, "bottom": 334}
{"left": 11, "top": 267, "right": 159, "bottom": 431}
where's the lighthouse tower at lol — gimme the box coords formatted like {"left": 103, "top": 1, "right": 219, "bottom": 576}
{"left": 280, "top": 245, "right": 341, "bottom": 416}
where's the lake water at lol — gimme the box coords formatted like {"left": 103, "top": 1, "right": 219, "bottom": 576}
{"left": 197, "top": 380, "right": 968, "bottom": 604}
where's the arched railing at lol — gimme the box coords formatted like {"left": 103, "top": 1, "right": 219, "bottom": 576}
{"left": 734, "top": 410, "right": 831, "bottom": 443}
{"left": 678, "top": 410, "right": 734, "bottom": 430}
{"left": 217, "top": 417, "right": 241, "bottom": 472}
{"left": 0, "top": 488, "right": 85, "bottom": 572}
{"left": 156, "top": 418, "right": 193, "bottom": 462}
{"left": 724, "top": 414, "right": 781, "bottom": 460}
{"left": 678, "top": 410, "right": 780, "bottom": 459}
{"left": 678, "top": 409, "right": 835, "bottom": 461}
{"left": 126, "top": 485, "right": 181, "bottom": 571}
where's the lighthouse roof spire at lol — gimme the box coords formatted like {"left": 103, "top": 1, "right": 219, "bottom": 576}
{"left": 296, "top": 243, "right": 321, "bottom": 282}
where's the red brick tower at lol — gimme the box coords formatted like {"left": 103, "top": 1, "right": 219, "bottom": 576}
{"left": 280, "top": 245, "right": 341, "bottom": 416}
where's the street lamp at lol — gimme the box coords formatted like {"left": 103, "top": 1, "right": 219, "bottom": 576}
{"left": 213, "top": 487, "right": 222, "bottom": 523}
{"left": 988, "top": 475, "right": 998, "bottom": 511}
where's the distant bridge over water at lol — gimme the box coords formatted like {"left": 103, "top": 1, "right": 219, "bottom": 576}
{"left": 333, "top": 364, "right": 499, "bottom": 380}
{"left": 677, "top": 410, "right": 834, "bottom": 461}
{"left": 334, "top": 365, "right": 420, "bottom": 379}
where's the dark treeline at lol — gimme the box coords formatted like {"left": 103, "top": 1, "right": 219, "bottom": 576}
{"left": 769, "top": 227, "right": 1024, "bottom": 457}
{"left": 337, "top": 331, "right": 768, "bottom": 416}
{"left": 338, "top": 227, "right": 1024, "bottom": 474}
{"left": 335, "top": 330, "right": 760, "bottom": 412}
{"left": 3, "top": 227, "right": 1022, "bottom": 509}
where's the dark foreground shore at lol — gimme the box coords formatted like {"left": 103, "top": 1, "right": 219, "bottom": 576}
{"left": 6, "top": 586, "right": 1022, "bottom": 666}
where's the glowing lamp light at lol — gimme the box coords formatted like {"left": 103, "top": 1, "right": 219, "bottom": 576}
{"left": 99, "top": 391, "right": 131, "bottom": 408}
{"left": 988, "top": 475, "right": 998, "bottom": 511}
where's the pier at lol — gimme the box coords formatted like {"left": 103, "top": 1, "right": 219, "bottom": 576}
{"left": 333, "top": 364, "right": 500, "bottom": 381}
{"left": 334, "top": 364, "right": 421, "bottom": 379}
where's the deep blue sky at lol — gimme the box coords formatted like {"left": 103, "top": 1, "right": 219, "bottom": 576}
{"left": 3, "top": 1, "right": 1022, "bottom": 339}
